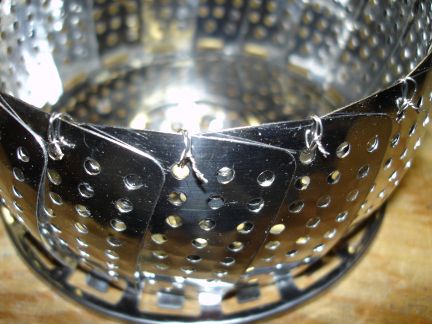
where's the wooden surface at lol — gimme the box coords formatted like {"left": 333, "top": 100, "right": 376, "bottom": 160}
{"left": 0, "top": 127, "right": 431, "bottom": 323}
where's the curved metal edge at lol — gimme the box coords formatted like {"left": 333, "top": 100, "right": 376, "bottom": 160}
{"left": 1, "top": 47, "right": 431, "bottom": 139}
{"left": 0, "top": 94, "right": 58, "bottom": 259}
{"left": 1, "top": 205, "right": 386, "bottom": 324}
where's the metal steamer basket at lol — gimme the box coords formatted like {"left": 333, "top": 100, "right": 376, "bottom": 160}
{"left": 0, "top": 1, "right": 431, "bottom": 322}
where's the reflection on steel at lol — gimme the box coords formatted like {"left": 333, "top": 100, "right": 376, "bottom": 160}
{"left": 0, "top": 1, "right": 431, "bottom": 322}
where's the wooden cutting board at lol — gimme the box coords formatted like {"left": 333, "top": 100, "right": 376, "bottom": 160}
{"left": 1, "top": 126, "right": 431, "bottom": 323}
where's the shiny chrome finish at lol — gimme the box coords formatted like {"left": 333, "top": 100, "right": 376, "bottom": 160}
{"left": 1, "top": 204, "right": 386, "bottom": 323}
{"left": 0, "top": 0, "right": 431, "bottom": 322}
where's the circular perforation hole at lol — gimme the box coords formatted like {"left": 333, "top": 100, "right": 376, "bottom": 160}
{"left": 389, "top": 170, "right": 398, "bottom": 182}
{"left": 299, "top": 150, "right": 315, "bottom": 165}
{"left": 336, "top": 142, "right": 351, "bottom": 158}
{"left": 49, "top": 192, "right": 63, "bottom": 205}
{"left": 317, "top": 195, "right": 331, "bottom": 208}
{"left": 182, "top": 267, "right": 195, "bottom": 275}
{"left": 324, "top": 228, "right": 337, "bottom": 240}
{"left": 400, "top": 148, "right": 408, "bottom": 160}
{"left": 236, "top": 221, "right": 254, "bottom": 234}
{"left": 13, "top": 201, "right": 23, "bottom": 212}
{"left": 124, "top": 174, "right": 144, "bottom": 190}
{"left": 296, "top": 236, "right": 310, "bottom": 245}
{"left": 265, "top": 240, "right": 280, "bottom": 250}
{"left": 416, "top": 96, "right": 423, "bottom": 108}
{"left": 220, "top": 257, "right": 235, "bottom": 267}
{"left": 153, "top": 262, "right": 168, "bottom": 273}
{"left": 76, "top": 237, "right": 88, "bottom": 248}
{"left": 152, "top": 251, "right": 168, "bottom": 260}
{"left": 12, "top": 185, "right": 22, "bottom": 198}
{"left": 13, "top": 167, "right": 25, "bottom": 182}
{"left": 186, "top": 255, "right": 202, "bottom": 263}
{"left": 115, "top": 198, "right": 133, "bottom": 213}
{"left": 214, "top": 270, "right": 228, "bottom": 278}
{"left": 414, "top": 138, "right": 421, "bottom": 150}
{"left": 289, "top": 200, "right": 304, "bottom": 213}
{"left": 367, "top": 135, "right": 379, "bottom": 153}
{"left": 247, "top": 197, "right": 264, "bottom": 213}
{"left": 358, "top": 164, "right": 370, "bottom": 179}
{"left": 75, "top": 204, "right": 91, "bottom": 218}
{"left": 327, "top": 170, "right": 341, "bottom": 184}
{"left": 199, "top": 218, "right": 216, "bottom": 231}
{"left": 423, "top": 114, "right": 430, "bottom": 127}
{"left": 74, "top": 222, "right": 88, "bottom": 234}
{"left": 50, "top": 224, "right": 61, "bottom": 234}
{"left": 295, "top": 176, "right": 310, "bottom": 190}
{"left": 313, "top": 244, "right": 325, "bottom": 253}
{"left": 396, "top": 111, "right": 405, "bottom": 123}
{"left": 107, "top": 236, "right": 123, "bottom": 247}
{"left": 168, "top": 191, "right": 187, "bottom": 206}
{"left": 151, "top": 233, "right": 167, "bottom": 245}
{"left": 228, "top": 241, "right": 244, "bottom": 252}
{"left": 17, "top": 146, "right": 29, "bottom": 163}
{"left": 84, "top": 157, "right": 101, "bottom": 175}
{"left": 336, "top": 211, "right": 349, "bottom": 222}
{"left": 79, "top": 250, "right": 90, "bottom": 259}
{"left": 262, "top": 254, "right": 274, "bottom": 262}
{"left": 105, "top": 250, "right": 119, "bottom": 260}
{"left": 347, "top": 189, "right": 359, "bottom": 202}
{"left": 306, "top": 217, "right": 321, "bottom": 228}
{"left": 257, "top": 170, "right": 275, "bottom": 187}
{"left": 171, "top": 163, "right": 190, "bottom": 180}
{"left": 44, "top": 207, "right": 54, "bottom": 218}
{"left": 106, "top": 262, "right": 119, "bottom": 271}
{"left": 111, "top": 219, "right": 126, "bottom": 232}
{"left": 47, "top": 169, "right": 62, "bottom": 185}
{"left": 78, "top": 182, "right": 95, "bottom": 198}
{"left": 108, "top": 270, "right": 119, "bottom": 278}
{"left": 192, "top": 237, "right": 208, "bottom": 249}
{"left": 384, "top": 158, "right": 392, "bottom": 170}
{"left": 286, "top": 249, "right": 298, "bottom": 258}
{"left": 408, "top": 123, "right": 416, "bottom": 137}
{"left": 391, "top": 133, "right": 400, "bottom": 148}
{"left": 207, "top": 195, "right": 224, "bottom": 210}
{"left": 166, "top": 215, "right": 183, "bottom": 228}
{"left": 269, "top": 224, "right": 285, "bottom": 235}
{"left": 216, "top": 167, "right": 235, "bottom": 184}
{"left": 404, "top": 159, "right": 413, "bottom": 169}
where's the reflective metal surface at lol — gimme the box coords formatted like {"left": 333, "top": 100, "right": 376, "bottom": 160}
{"left": 1, "top": 203, "right": 386, "bottom": 323}
{"left": 48, "top": 55, "right": 338, "bottom": 133}
{"left": 0, "top": 0, "right": 431, "bottom": 322}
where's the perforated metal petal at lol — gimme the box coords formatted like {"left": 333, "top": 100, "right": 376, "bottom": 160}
{"left": 0, "top": 0, "right": 431, "bottom": 321}
{"left": 216, "top": 113, "right": 392, "bottom": 269}
{"left": 98, "top": 128, "right": 295, "bottom": 282}
{"left": 0, "top": 95, "right": 47, "bottom": 237}
{"left": 352, "top": 66, "right": 432, "bottom": 226}
{"left": 40, "top": 120, "right": 165, "bottom": 279}
{"left": 0, "top": 1, "right": 99, "bottom": 108}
